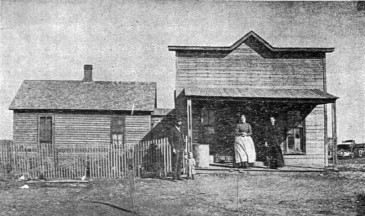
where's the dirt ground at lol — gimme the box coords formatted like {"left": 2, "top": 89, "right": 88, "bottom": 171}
{"left": 1, "top": 170, "right": 365, "bottom": 216}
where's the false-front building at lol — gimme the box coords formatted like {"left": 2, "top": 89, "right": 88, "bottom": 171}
{"left": 168, "top": 31, "right": 338, "bottom": 167}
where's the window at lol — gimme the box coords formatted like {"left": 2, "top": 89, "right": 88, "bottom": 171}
{"left": 284, "top": 111, "right": 305, "bottom": 154}
{"left": 39, "top": 116, "right": 53, "bottom": 144}
{"left": 38, "top": 115, "right": 53, "bottom": 156}
{"left": 201, "top": 108, "right": 215, "bottom": 126}
{"left": 201, "top": 108, "right": 215, "bottom": 143}
{"left": 111, "top": 116, "right": 124, "bottom": 148}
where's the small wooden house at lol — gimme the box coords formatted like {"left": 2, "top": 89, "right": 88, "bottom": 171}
{"left": 9, "top": 65, "right": 156, "bottom": 151}
{"left": 168, "top": 31, "right": 338, "bottom": 167}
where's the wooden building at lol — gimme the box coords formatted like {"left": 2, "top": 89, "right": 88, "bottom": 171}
{"left": 168, "top": 31, "right": 338, "bottom": 167}
{"left": 9, "top": 65, "right": 156, "bottom": 151}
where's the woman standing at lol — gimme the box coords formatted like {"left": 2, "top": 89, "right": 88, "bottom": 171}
{"left": 234, "top": 114, "right": 256, "bottom": 168}
{"left": 264, "top": 116, "right": 285, "bottom": 169}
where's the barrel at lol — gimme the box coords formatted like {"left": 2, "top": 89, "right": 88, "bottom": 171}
{"left": 193, "top": 143, "right": 210, "bottom": 168}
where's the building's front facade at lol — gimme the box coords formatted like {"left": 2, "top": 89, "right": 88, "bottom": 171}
{"left": 9, "top": 65, "right": 156, "bottom": 152}
{"left": 169, "top": 31, "right": 338, "bottom": 167}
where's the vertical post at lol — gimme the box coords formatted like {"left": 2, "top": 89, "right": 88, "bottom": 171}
{"left": 187, "top": 99, "right": 193, "bottom": 152}
{"left": 92, "top": 145, "right": 95, "bottom": 179}
{"left": 46, "top": 145, "right": 49, "bottom": 179}
{"left": 118, "top": 142, "right": 121, "bottom": 178}
{"left": 73, "top": 145, "right": 76, "bottom": 179}
{"left": 324, "top": 104, "right": 328, "bottom": 167}
{"left": 76, "top": 146, "right": 78, "bottom": 179}
{"left": 106, "top": 146, "right": 111, "bottom": 179}
{"left": 322, "top": 57, "right": 329, "bottom": 167}
{"left": 332, "top": 102, "right": 337, "bottom": 166}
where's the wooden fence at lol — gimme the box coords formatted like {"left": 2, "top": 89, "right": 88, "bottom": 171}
{"left": 0, "top": 137, "right": 192, "bottom": 180}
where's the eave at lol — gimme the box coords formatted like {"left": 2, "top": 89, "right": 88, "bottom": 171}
{"left": 168, "top": 31, "right": 335, "bottom": 53}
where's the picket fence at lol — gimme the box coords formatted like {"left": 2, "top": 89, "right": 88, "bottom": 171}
{"left": 0, "top": 137, "right": 192, "bottom": 180}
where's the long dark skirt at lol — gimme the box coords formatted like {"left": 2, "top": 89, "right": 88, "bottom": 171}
{"left": 267, "top": 145, "right": 284, "bottom": 169}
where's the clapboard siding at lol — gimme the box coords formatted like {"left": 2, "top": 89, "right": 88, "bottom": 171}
{"left": 176, "top": 44, "right": 324, "bottom": 92}
{"left": 55, "top": 114, "right": 110, "bottom": 147}
{"left": 174, "top": 40, "right": 329, "bottom": 167}
{"left": 14, "top": 112, "right": 151, "bottom": 149}
{"left": 125, "top": 116, "right": 150, "bottom": 148}
{"left": 300, "top": 105, "right": 324, "bottom": 161}
{"left": 13, "top": 112, "right": 38, "bottom": 149}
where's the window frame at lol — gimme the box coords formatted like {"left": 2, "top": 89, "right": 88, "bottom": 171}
{"left": 37, "top": 114, "right": 54, "bottom": 156}
{"left": 201, "top": 108, "right": 216, "bottom": 127}
{"left": 110, "top": 116, "right": 125, "bottom": 149}
{"left": 283, "top": 111, "right": 306, "bottom": 155}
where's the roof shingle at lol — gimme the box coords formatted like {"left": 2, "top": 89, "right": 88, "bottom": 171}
{"left": 9, "top": 80, "right": 156, "bottom": 111}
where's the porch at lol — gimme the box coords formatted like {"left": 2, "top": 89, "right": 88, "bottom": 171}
{"left": 180, "top": 87, "right": 339, "bottom": 167}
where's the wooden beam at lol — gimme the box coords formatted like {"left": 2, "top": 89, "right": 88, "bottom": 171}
{"left": 324, "top": 104, "right": 328, "bottom": 167}
{"left": 187, "top": 99, "right": 193, "bottom": 150}
{"left": 323, "top": 57, "right": 328, "bottom": 167}
{"left": 187, "top": 96, "right": 336, "bottom": 104}
{"left": 332, "top": 102, "right": 337, "bottom": 166}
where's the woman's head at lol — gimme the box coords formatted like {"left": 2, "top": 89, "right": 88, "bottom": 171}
{"left": 240, "top": 114, "right": 246, "bottom": 123}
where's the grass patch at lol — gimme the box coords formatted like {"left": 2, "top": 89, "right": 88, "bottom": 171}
{"left": 0, "top": 172, "right": 364, "bottom": 215}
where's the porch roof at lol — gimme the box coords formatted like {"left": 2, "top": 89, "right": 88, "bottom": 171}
{"left": 184, "top": 87, "right": 338, "bottom": 104}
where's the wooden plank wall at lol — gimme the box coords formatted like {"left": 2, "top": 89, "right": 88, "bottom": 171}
{"left": 149, "top": 115, "right": 175, "bottom": 140}
{"left": 14, "top": 112, "right": 151, "bottom": 150}
{"left": 176, "top": 43, "right": 324, "bottom": 92}
{"left": 175, "top": 42, "right": 327, "bottom": 167}
{"left": 55, "top": 114, "right": 110, "bottom": 147}
{"left": 125, "top": 115, "right": 151, "bottom": 149}
{"left": 13, "top": 112, "right": 38, "bottom": 149}
{"left": 284, "top": 105, "right": 325, "bottom": 167}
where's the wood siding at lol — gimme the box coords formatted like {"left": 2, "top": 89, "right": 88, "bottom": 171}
{"left": 176, "top": 43, "right": 324, "bottom": 92}
{"left": 175, "top": 42, "right": 327, "bottom": 166}
{"left": 125, "top": 115, "right": 151, "bottom": 148}
{"left": 149, "top": 115, "right": 176, "bottom": 140}
{"left": 296, "top": 105, "right": 325, "bottom": 166}
{"left": 13, "top": 112, "right": 38, "bottom": 149}
{"left": 13, "top": 111, "right": 151, "bottom": 149}
{"left": 55, "top": 114, "right": 110, "bottom": 147}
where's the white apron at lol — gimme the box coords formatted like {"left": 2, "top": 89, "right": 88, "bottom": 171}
{"left": 235, "top": 136, "right": 256, "bottom": 163}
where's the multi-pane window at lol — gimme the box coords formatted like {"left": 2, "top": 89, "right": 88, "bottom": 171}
{"left": 201, "top": 108, "right": 215, "bottom": 143}
{"left": 201, "top": 108, "right": 215, "bottom": 126}
{"left": 111, "top": 117, "right": 124, "bottom": 148}
{"left": 39, "top": 116, "right": 53, "bottom": 144}
{"left": 284, "top": 111, "right": 306, "bottom": 154}
{"left": 38, "top": 116, "right": 53, "bottom": 156}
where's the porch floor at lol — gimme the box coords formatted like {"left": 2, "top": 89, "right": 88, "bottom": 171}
{"left": 196, "top": 162, "right": 325, "bottom": 173}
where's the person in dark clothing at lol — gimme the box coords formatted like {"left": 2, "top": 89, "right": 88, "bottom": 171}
{"left": 169, "top": 118, "right": 185, "bottom": 181}
{"left": 264, "top": 116, "right": 285, "bottom": 169}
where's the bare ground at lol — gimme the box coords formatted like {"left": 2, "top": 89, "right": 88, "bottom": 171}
{"left": 1, "top": 170, "right": 365, "bottom": 216}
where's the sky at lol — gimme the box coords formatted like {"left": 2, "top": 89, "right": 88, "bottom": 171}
{"left": 0, "top": 0, "right": 364, "bottom": 143}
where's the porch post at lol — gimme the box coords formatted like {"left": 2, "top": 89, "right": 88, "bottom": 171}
{"left": 332, "top": 102, "right": 337, "bottom": 166}
{"left": 324, "top": 104, "right": 328, "bottom": 167}
{"left": 187, "top": 99, "right": 193, "bottom": 150}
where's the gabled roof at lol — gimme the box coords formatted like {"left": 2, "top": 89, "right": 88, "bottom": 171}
{"left": 185, "top": 87, "right": 338, "bottom": 104}
{"left": 168, "top": 31, "right": 334, "bottom": 53}
{"left": 9, "top": 80, "right": 156, "bottom": 111}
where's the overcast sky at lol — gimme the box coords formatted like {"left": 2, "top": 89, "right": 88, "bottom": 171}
{"left": 1, "top": 0, "right": 364, "bottom": 142}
